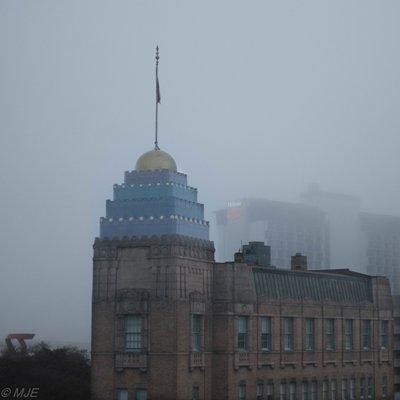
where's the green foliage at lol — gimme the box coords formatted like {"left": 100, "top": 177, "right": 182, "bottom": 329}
{"left": 0, "top": 342, "right": 90, "bottom": 400}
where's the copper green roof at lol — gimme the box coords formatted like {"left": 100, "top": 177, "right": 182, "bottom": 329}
{"left": 253, "top": 268, "right": 373, "bottom": 304}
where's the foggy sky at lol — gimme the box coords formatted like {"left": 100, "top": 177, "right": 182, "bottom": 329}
{"left": 1, "top": 0, "right": 399, "bottom": 345}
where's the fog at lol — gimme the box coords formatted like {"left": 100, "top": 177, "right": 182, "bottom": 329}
{"left": 0, "top": 1, "right": 399, "bottom": 346}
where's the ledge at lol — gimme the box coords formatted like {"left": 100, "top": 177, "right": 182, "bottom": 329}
{"left": 94, "top": 234, "right": 214, "bottom": 248}
{"left": 115, "top": 352, "right": 147, "bottom": 371}
{"left": 189, "top": 352, "right": 205, "bottom": 371}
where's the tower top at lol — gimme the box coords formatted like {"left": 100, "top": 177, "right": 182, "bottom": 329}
{"left": 135, "top": 148, "right": 177, "bottom": 172}
{"left": 135, "top": 47, "right": 177, "bottom": 172}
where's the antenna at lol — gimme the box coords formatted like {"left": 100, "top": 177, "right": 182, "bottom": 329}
{"left": 154, "top": 46, "right": 161, "bottom": 150}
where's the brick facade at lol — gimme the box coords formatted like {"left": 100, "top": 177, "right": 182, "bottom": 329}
{"left": 91, "top": 236, "right": 394, "bottom": 400}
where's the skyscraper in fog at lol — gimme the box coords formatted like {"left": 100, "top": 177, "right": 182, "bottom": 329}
{"left": 302, "top": 184, "right": 400, "bottom": 293}
{"left": 360, "top": 212, "right": 400, "bottom": 294}
{"left": 215, "top": 198, "right": 330, "bottom": 269}
{"left": 216, "top": 184, "right": 400, "bottom": 293}
{"left": 301, "top": 183, "right": 362, "bottom": 271}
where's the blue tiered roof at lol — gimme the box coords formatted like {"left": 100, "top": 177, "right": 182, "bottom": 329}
{"left": 100, "top": 158, "right": 209, "bottom": 240}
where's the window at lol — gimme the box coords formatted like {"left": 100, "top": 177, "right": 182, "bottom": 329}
{"left": 341, "top": 379, "right": 347, "bottom": 400}
{"left": 135, "top": 389, "right": 147, "bottom": 400}
{"left": 367, "top": 377, "right": 373, "bottom": 399}
{"left": 257, "top": 382, "right": 264, "bottom": 400}
{"left": 301, "top": 381, "right": 308, "bottom": 400}
{"left": 280, "top": 382, "right": 287, "bottom": 400}
{"left": 382, "top": 376, "right": 388, "bottom": 399}
{"left": 289, "top": 382, "right": 297, "bottom": 400}
{"left": 261, "top": 317, "right": 271, "bottom": 351}
{"left": 325, "top": 319, "right": 335, "bottom": 351}
{"left": 331, "top": 380, "right": 337, "bottom": 400}
{"left": 311, "top": 381, "right": 317, "bottom": 400}
{"left": 238, "top": 382, "right": 246, "bottom": 400}
{"left": 349, "top": 378, "right": 355, "bottom": 400}
{"left": 322, "top": 380, "right": 328, "bottom": 400}
{"left": 284, "top": 318, "right": 294, "bottom": 351}
{"left": 192, "top": 386, "right": 200, "bottom": 400}
{"left": 305, "top": 319, "right": 314, "bottom": 351}
{"left": 344, "top": 319, "right": 353, "bottom": 350}
{"left": 117, "top": 389, "right": 128, "bottom": 400}
{"left": 362, "top": 320, "right": 372, "bottom": 350}
{"left": 380, "top": 320, "right": 389, "bottom": 349}
{"left": 360, "top": 377, "right": 366, "bottom": 399}
{"left": 125, "top": 316, "right": 141, "bottom": 352}
{"left": 238, "top": 317, "right": 249, "bottom": 351}
{"left": 267, "top": 382, "right": 274, "bottom": 400}
{"left": 192, "top": 314, "right": 202, "bottom": 352}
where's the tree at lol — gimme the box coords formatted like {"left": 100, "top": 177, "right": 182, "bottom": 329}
{"left": 0, "top": 342, "right": 90, "bottom": 400}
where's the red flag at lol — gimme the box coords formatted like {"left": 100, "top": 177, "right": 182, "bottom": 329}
{"left": 156, "top": 74, "right": 161, "bottom": 104}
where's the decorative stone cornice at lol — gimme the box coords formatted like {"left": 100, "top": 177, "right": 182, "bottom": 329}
{"left": 114, "top": 182, "right": 197, "bottom": 191}
{"left": 93, "top": 234, "right": 215, "bottom": 261}
{"left": 100, "top": 214, "right": 209, "bottom": 225}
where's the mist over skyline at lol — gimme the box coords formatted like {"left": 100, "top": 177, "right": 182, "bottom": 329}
{"left": 1, "top": 0, "right": 399, "bottom": 344}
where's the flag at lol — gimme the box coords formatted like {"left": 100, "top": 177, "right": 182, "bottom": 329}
{"left": 156, "top": 73, "right": 161, "bottom": 104}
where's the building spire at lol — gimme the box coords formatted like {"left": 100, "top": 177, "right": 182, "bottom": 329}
{"left": 154, "top": 46, "right": 161, "bottom": 150}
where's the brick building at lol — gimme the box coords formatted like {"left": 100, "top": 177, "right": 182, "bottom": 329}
{"left": 91, "top": 149, "right": 394, "bottom": 400}
{"left": 392, "top": 295, "right": 400, "bottom": 398}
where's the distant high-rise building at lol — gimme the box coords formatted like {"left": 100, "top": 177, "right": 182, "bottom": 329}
{"left": 215, "top": 198, "right": 330, "bottom": 269}
{"left": 216, "top": 184, "right": 400, "bottom": 293}
{"left": 300, "top": 183, "right": 363, "bottom": 272}
{"left": 360, "top": 212, "right": 400, "bottom": 294}
{"left": 302, "top": 184, "right": 400, "bottom": 293}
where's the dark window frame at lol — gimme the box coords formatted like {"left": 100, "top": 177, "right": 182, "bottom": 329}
{"left": 325, "top": 319, "right": 335, "bottom": 351}
{"left": 305, "top": 318, "right": 314, "bottom": 351}
{"left": 237, "top": 316, "right": 249, "bottom": 351}
{"left": 283, "top": 317, "right": 294, "bottom": 352}
{"left": 261, "top": 316, "right": 271, "bottom": 351}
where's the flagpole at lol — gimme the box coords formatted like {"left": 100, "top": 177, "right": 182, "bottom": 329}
{"left": 154, "top": 46, "right": 160, "bottom": 150}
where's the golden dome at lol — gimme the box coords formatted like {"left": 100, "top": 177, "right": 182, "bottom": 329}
{"left": 135, "top": 148, "right": 177, "bottom": 172}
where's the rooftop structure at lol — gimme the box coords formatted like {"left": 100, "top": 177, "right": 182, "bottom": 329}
{"left": 100, "top": 148, "right": 209, "bottom": 240}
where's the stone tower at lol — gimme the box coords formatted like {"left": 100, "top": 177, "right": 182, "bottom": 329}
{"left": 91, "top": 148, "right": 215, "bottom": 400}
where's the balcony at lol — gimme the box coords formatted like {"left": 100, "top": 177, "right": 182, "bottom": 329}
{"left": 234, "top": 351, "right": 252, "bottom": 370}
{"left": 257, "top": 351, "right": 277, "bottom": 368}
{"left": 380, "top": 348, "right": 391, "bottom": 363}
{"left": 189, "top": 352, "right": 205, "bottom": 371}
{"left": 115, "top": 352, "right": 147, "bottom": 371}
